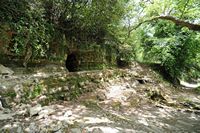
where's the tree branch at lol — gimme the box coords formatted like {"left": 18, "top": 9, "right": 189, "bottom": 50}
{"left": 130, "top": 15, "right": 200, "bottom": 32}
{"left": 154, "top": 16, "right": 200, "bottom": 31}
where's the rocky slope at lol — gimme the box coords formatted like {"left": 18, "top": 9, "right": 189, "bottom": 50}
{"left": 0, "top": 62, "right": 200, "bottom": 132}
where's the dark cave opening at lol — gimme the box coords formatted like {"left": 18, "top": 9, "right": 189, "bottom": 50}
{"left": 65, "top": 53, "right": 79, "bottom": 72}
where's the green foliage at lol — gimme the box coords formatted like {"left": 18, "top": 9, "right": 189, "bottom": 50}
{"left": 23, "top": 83, "right": 43, "bottom": 100}
{"left": 4, "top": 91, "right": 16, "bottom": 99}
{"left": 32, "top": 84, "right": 42, "bottom": 98}
{"left": 1, "top": 0, "right": 200, "bottom": 83}
{"left": 196, "top": 87, "right": 200, "bottom": 94}
{"left": 140, "top": 19, "right": 200, "bottom": 80}
{"left": 42, "top": 0, "right": 127, "bottom": 45}
{"left": 122, "top": 0, "right": 200, "bottom": 82}
{"left": 0, "top": 0, "right": 52, "bottom": 58}
{"left": 0, "top": 0, "right": 128, "bottom": 63}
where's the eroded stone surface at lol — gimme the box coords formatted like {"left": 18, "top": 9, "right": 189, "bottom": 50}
{"left": 0, "top": 63, "right": 200, "bottom": 132}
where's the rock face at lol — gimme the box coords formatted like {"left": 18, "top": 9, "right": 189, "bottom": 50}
{"left": 0, "top": 64, "right": 14, "bottom": 75}
{"left": 66, "top": 50, "right": 106, "bottom": 72}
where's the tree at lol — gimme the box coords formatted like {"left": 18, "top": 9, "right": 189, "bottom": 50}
{"left": 124, "top": 0, "right": 200, "bottom": 81}
{"left": 0, "top": 0, "right": 52, "bottom": 66}
{"left": 0, "top": 0, "right": 128, "bottom": 66}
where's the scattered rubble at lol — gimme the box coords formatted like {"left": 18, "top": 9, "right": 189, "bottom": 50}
{"left": 0, "top": 62, "right": 200, "bottom": 132}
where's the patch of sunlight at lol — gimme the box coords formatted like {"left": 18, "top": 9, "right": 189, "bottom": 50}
{"left": 38, "top": 95, "right": 47, "bottom": 101}
{"left": 39, "top": 118, "right": 53, "bottom": 125}
{"left": 106, "top": 85, "right": 126, "bottom": 99}
{"left": 189, "top": 113, "right": 198, "bottom": 120}
{"left": 51, "top": 114, "right": 78, "bottom": 125}
{"left": 52, "top": 115, "right": 67, "bottom": 121}
{"left": 157, "top": 108, "right": 173, "bottom": 118}
{"left": 180, "top": 80, "right": 200, "bottom": 89}
{"left": 33, "top": 72, "right": 47, "bottom": 77}
{"left": 137, "top": 112, "right": 157, "bottom": 119}
{"left": 138, "top": 118, "right": 149, "bottom": 126}
{"left": 4, "top": 124, "right": 12, "bottom": 128}
{"left": 17, "top": 110, "right": 27, "bottom": 115}
{"left": 25, "top": 117, "right": 30, "bottom": 121}
{"left": 64, "top": 111, "right": 72, "bottom": 117}
{"left": 83, "top": 117, "right": 113, "bottom": 124}
{"left": 106, "top": 84, "right": 136, "bottom": 106}
{"left": 55, "top": 105, "right": 65, "bottom": 108}
{"left": 74, "top": 105, "right": 87, "bottom": 112}
{"left": 13, "top": 123, "right": 19, "bottom": 128}
{"left": 54, "top": 104, "right": 88, "bottom": 116}
{"left": 86, "top": 126, "right": 120, "bottom": 133}
{"left": 158, "top": 122, "right": 168, "bottom": 127}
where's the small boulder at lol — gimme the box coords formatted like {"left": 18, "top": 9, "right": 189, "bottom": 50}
{"left": 0, "top": 111, "right": 14, "bottom": 120}
{"left": 38, "top": 106, "right": 55, "bottom": 119}
{"left": 0, "top": 64, "right": 14, "bottom": 75}
{"left": 29, "top": 104, "right": 42, "bottom": 117}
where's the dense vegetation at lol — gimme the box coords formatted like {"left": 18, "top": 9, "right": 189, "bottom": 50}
{"left": 0, "top": 0, "right": 200, "bottom": 83}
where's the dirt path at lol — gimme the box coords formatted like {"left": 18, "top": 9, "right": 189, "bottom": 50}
{"left": 0, "top": 63, "right": 200, "bottom": 132}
